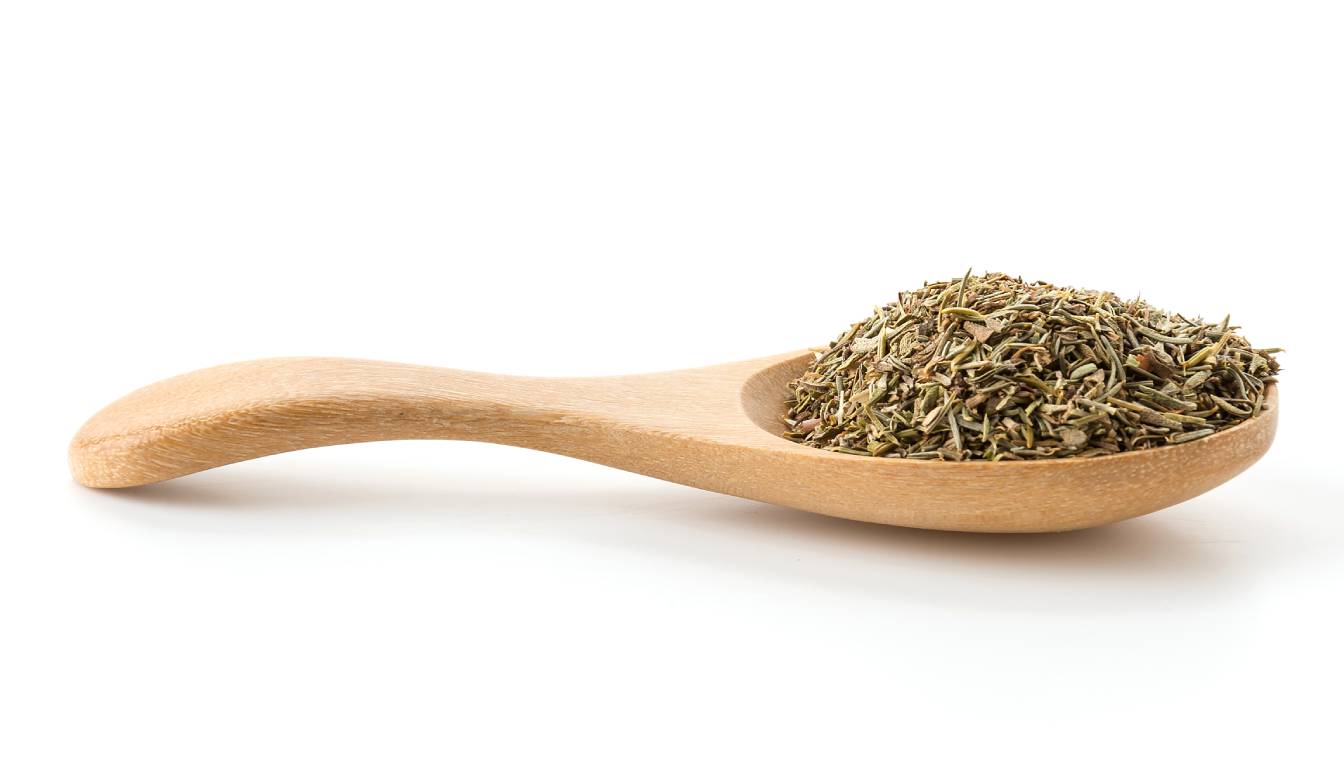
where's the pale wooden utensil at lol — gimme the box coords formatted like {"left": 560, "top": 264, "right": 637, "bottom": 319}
{"left": 69, "top": 353, "right": 1277, "bottom": 532}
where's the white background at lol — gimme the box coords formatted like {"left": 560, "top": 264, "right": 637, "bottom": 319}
{"left": 3, "top": 1, "right": 1342, "bottom": 765}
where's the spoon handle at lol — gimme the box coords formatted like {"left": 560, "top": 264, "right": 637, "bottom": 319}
{"left": 69, "top": 357, "right": 657, "bottom": 488}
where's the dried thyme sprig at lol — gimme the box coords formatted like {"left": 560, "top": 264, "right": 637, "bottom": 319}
{"left": 784, "top": 272, "right": 1281, "bottom": 461}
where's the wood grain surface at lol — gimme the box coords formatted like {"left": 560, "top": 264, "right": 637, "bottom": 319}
{"left": 70, "top": 353, "right": 1278, "bottom": 532}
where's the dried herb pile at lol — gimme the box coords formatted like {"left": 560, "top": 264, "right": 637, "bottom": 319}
{"left": 784, "top": 272, "right": 1281, "bottom": 460}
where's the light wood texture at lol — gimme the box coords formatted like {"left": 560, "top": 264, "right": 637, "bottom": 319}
{"left": 69, "top": 353, "right": 1278, "bottom": 532}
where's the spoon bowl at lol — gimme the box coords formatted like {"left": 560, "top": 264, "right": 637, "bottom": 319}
{"left": 70, "top": 353, "right": 1277, "bottom": 532}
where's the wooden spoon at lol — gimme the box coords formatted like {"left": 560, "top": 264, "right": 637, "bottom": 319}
{"left": 69, "top": 353, "right": 1277, "bottom": 532}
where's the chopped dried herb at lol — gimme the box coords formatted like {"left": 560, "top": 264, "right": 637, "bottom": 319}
{"left": 784, "top": 272, "right": 1281, "bottom": 460}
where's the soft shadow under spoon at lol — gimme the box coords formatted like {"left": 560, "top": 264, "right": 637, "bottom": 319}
{"left": 69, "top": 353, "right": 1277, "bottom": 532}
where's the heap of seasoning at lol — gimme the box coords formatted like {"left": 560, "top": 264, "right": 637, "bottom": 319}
{"left": 784, "top": 272, "right": 1281, "bottom": 460}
